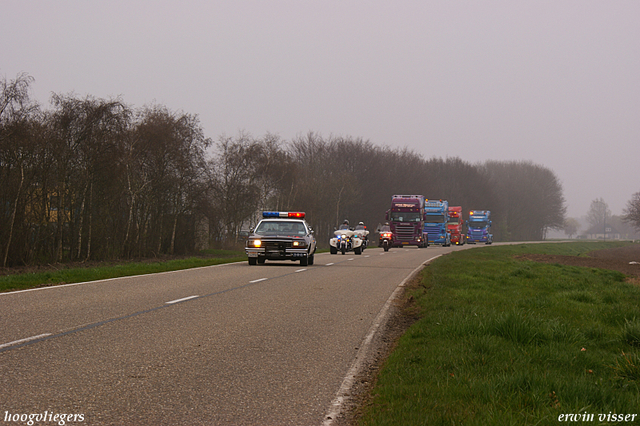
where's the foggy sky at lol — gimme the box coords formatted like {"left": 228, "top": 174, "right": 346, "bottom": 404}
{"left": 2, "top": 0, "right": 639, "bottom": 218}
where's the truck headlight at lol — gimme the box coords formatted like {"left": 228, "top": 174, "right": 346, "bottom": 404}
{"left": 252, "top": 239, "right": 262, "bottom": 247}
{"left": 293, "top": 240, "right": 307, "bottom": 248}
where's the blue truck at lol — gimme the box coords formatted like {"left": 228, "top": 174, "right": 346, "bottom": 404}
{"left": 466, "top": 210, "right": 493, "bottom": 244}
{"left": 423, "top": 199, "right": 451, "bottom": 246}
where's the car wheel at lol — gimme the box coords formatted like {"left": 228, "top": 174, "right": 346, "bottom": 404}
{"left": 258, "top": 256, "right": 266, "bottom": 264}
{"left": 308, "top": 254, "right": 314, "bottom": 265}
{"left": 300, "top": 256, "right": 309, "bottom": 266}
{"left": 248, "top": 257, "right": 257, "bottom": 265}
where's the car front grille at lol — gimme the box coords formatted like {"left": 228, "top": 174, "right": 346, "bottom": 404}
{"left": 264, "top": 241, "right": 292, "bottom": 250}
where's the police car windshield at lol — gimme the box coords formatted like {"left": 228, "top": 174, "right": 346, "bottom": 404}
{"left": 255, "top": 220, "right": 307, "bottom": 236}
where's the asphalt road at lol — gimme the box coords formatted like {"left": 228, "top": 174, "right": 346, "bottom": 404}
{"left": 0, "top": 245, "right": 468, "bottom": 425}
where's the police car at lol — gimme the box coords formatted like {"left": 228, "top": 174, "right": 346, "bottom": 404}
{"left": 245, "top": 212, "right": 317, "bottom": 266}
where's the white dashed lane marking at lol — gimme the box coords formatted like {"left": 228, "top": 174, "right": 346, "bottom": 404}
{"left": 0, "top": 333, "right": 52, "bottom": 350}
{"left": 165, "top": 295, "right": 199, "bottom": 304}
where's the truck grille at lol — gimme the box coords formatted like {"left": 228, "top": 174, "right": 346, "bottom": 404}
{"left": 395, "top": 225, "right": 416, "bottom": 241}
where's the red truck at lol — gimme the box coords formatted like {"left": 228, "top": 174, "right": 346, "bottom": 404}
{"left": 447, "top": 206, "right": 465, "bottom": 245}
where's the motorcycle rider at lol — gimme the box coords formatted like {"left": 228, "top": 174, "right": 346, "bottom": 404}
{"left": 379, "top": 222, "right": 392, "bottom": 247}
{"left": 355, "top": 221, "right": 369, "bottom": 247}
{"left": 338, "top": 219, "right": 350, "bottom": 230}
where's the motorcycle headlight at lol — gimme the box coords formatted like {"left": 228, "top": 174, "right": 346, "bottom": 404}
{"left": 341, "top": 234, "right": 347, "bottom": 239}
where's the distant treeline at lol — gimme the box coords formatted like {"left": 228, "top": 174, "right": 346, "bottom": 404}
{"left": 1, "top": 73, "right": 566, "bottom": 266}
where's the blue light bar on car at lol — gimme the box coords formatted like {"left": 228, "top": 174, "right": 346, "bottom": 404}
{"left": 262, "top": 211, "right": 306, "bottom": 218}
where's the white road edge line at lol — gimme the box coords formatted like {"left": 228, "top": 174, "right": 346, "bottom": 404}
{"left": 295, "top": 269, "right": 307, "bottom": 273}
{"left": 0, "top": 333, "right": 52, "bottom": 349}
{"left": 322, "top": 253, "right": 443, "bottom": 426}
{"left": 249, "top": 278, "right": 268, "bottom": 283}
{"left": 165, "top": 295, "right": 199, "bottom": 304}
{"left": 326, "top": 263, "right": 334, "bottom": 266}
{"left": 0, "top": 261, "right": 237, "bottom": 296}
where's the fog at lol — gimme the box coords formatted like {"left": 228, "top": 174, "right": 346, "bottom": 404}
{"left": 2, "top": 0, "right": 639, "bottom": 217}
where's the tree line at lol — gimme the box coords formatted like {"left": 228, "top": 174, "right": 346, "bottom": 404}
{"left": 1, "top": 73, "right": 567, "bottom": 266}
{"left": 563, "top": 197, "right": 640, "bottom": 240}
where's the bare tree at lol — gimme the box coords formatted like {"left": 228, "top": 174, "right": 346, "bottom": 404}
{"left": 208, "top": 132, "right": 264, "bottom": 245}
{"left": 0, "top": 72, "right": 35, "bottom": 120}
{"left": 622, "top": 191, "right": 640, "bottom": 231}
{"left": 126, "top": 105, "right": 210, "bottom": 256}
{"left": 0, "top": 73, "right": 40, "bottom": 266}
{"left": 48, "top": 93, "right": 130, "bottom": 261}
{"left": 586, "top": 197, "right": 612, "bottom": 228}
{"left": 563, "top": 218, "right": 580, "bottom": 239}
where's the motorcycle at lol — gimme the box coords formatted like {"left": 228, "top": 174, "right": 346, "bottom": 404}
{"left": 330, "top": 228, "right": 365, "bottom": 255}
{"left": 379, "top": 230, "right": 393, "bottom": 252}
{"left": 353, "top": 223, "right": 369, "bottom": 251}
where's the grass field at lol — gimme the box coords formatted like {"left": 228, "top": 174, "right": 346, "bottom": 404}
{"left": 359, "top": 242, "right": 640, "bottom": 426}
{"left": 0, "top": 249, "right": 245, "bottom": 293}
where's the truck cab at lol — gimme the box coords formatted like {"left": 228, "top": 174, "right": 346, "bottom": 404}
{"left": 447, "top": 206, "right": 465, "bottom": 245}
{"left": 466, "top": 210, "right": 493, "bottom": 244}
{"left": 423, "top": 199, "right": 451, "bottom": 246}
{"left": 386, "top": 195, "right": 427, "bottom": 248}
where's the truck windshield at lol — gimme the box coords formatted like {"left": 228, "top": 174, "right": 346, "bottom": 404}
{"left": 389, "top": 211, "right": 421, "bottom": 222}
{"left": 469, "top": 221, "right": 487, "bottom": 229}
{"left": 425, "top": 215, "right": 445, "bottom": 223}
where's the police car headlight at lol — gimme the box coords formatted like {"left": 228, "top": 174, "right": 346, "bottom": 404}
{"left": 293, "top": 240, "right": 307, "bottom": 248}
{"left": 252, "top": 239, "right": 262, "bottom": 247}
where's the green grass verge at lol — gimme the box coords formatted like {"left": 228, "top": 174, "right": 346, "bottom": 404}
{"left": 0, "top": 249, "right": 245, "bottom": 293}
{"left": 360, "top": 242, "right": 640, "bottom": 426}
